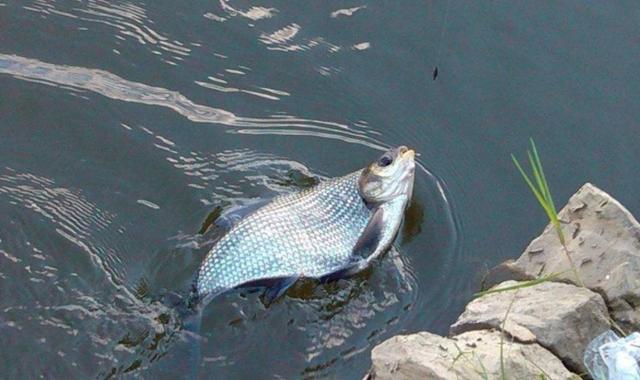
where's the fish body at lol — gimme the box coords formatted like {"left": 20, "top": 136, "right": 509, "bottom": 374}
{"left": 195, "top": 146, "right": 416, "bottom": 302}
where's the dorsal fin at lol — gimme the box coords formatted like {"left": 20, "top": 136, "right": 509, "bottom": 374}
{"left": 352, "top": 207, "right": 385, "bottom": 259}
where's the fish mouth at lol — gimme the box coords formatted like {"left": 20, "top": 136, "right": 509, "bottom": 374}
{"left": 396, "top": 146, "right": 416, "bottom": 186}
{"left": 398, "top": 146, "right": 416, "bottom": 161}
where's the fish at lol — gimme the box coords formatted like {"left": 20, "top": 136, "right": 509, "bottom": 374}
{"left": 194, "top": 146, "right": 416, "bottom": 305}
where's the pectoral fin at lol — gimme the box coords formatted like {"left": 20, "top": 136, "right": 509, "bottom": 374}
{"left": 320, "top": 257, "right": 368, "bottom": 283}
{"left": 352, "top": 207, "right": 385, "bottom": 259}
{"left": 262, "top": 275, "right": 300, "bottom": 305}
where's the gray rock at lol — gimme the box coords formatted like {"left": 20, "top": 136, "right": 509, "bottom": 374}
{"left": 370, "top": 330, "right": 577, "bottom": 379}
{"left": 480, "top": 259, "right": 535, "bottom": 290}
{"left": 501, "top": 183, "right": 640, "bottom": 331}
{"left": 450, "top": 280, "right": 610, "bottom": 373}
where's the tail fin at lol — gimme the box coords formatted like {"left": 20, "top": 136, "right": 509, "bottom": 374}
{"left": 151, "top": 290, "right": 204, "bottom": 379}
{"left": 179, "top": 305, "right": 204, "bottom": 379}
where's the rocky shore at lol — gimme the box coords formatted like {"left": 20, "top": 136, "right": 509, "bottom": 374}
{"left": 369, "top": 183, "right": 640, "bottom": 379}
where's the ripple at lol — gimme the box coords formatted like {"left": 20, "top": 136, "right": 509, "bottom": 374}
{"left": 0, "top": 0, "right": 472, "bottom": 378}
{"left": 135, "top": 129, "right": 452, "bottom": 377}
{"left": 195, "top": 79, "right": 285, "bottom": 101}
{"left": 211, "top": 1, "right": 345, "bottom": 54}
{"left": 0, "top": 53, "right": 235, "bottom": 123}
{"left": 259, "top": 23, "right": 301, "bottom": 48}
{"left": 160, "top": 143, "right": 317, "bottom": 206}
{"left": 136, "top": 199, "right": 160, "bottom": 210}
{"left": 219, "top": 1, "right": 277, "bottom": 21}
{"left": 0, "top": 168, "right": 178, "bottom": 376}
{"left": 352, "top": 42, "right": 371, "bottom": 51}
{"left": 204, "top": 12, "right": 227, "bottom": 23}
{"left": 0, "top": 168, "right": 127, "bottom": 287}
{"left": 330, "top": 6, "right": 367, "bottom": 18}
{"left": 257, "top": 23, "right": 340, "bottom": 54}
{"left": 23, "top": 0, "right": 190, "bottom": 64}
{"left": 183, "top": 247, "right": 419, "bottom": 378}
{"left": 299, "top": 249, "right": 418, "bottom": 372}
{"left": 0, "top": 53, "right": 386, "bottom": 149}
{"left": 119, "top": 123, "right": 322, "bottom": 214}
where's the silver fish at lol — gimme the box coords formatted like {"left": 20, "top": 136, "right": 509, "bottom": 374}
{"left": 195, "top": 146, "right": 416, "bottom": 303}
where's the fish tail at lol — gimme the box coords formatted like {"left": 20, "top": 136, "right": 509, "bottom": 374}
{"left": 153, "top": 290, "right": 204, "bottom": 379}
{"left": 179, "top": 305, "right": 204, "bottom": 380}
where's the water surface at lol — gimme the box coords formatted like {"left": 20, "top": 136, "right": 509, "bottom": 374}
{"left": 1, "top": 1, "right": 639, "bottom": 378}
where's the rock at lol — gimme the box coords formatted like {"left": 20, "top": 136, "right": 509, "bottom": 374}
{"left": 369, "top": 182, "right": 640, "bottom": 379}
{"left": 480, "top": 259, "right": 534, "bottom": 290}
{"left": 489, "top": 183, "right": 640, "bottom": 331}
{"left": 450, "top": 280, "right": 610, "bottom": 373}
{"left": 370, "top": 330, "right": 577, "bottom": 379}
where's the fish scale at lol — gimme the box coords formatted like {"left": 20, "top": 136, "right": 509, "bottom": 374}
{"left": 196, "top": 170, "right": 372, "bottom": 297}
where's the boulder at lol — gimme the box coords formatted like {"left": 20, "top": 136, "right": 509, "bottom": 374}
{"left": 480, "top": 259, "right": 534, "bottom": 290}
{"left": 450, "top": 280, "right": 610, "bottom": 373}
{"left": 497, "top": 183, "right": 640, "bottom": 331}
{"left": 370, "top": 330, "right": 577, "bottom": 379}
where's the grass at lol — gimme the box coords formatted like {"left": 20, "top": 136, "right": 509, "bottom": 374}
{"left": 451, "top": 343, "right": 490, "bottom": 379}
{"left": 499, "top": 294, "right": 517, "bottom": 380}
{"left": 511, "top": 138, "right": 585, "bottom": 286}
{"left": 460, "top": 140, "right": 586, "bottom": 378}
{"left": 450, "top": 305, "right": 552, "bottom": 380}
{"left": 473, "top": 138, "right": 580, "bottom": 299}
{"left": 473, "top": 273, "right": 561, "bottom": 298}
{"left": 454, "top": 139, "right": 627, "bottom": 378}
{"left": 511, "top": 140, "right": 564, "bottom": 245}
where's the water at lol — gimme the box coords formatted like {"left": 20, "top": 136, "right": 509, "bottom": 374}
{"left": 1, "top": 1, "right": 639, "bottom": 378}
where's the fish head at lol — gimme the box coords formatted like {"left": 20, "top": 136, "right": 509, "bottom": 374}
{"left": 358, "top": 146, "right": 416, "bottom": 204}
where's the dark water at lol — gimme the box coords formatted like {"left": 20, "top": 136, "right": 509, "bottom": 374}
{"left": 1, "top": 1, "right": 639, "bottom": 378}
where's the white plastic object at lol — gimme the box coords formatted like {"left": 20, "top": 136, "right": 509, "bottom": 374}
{"left": 584, "top": 330, "right": 640, "bottom": 380}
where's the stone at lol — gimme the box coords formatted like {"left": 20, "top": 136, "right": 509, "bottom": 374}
{"left": 370, "top": 330, "right": 577, "bottom": 379}
{"left": 480, "top": 259, "right": 534, "bottom": 290}
{"left": 450, "top": 280, "right": 610, "bottom": 373}
{"left": 490, "top": 183, "right": 640, "bottom": 332}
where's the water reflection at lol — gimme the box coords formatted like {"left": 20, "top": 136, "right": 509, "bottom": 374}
{"left": 23, "top": 0, "right": 189, "bottom": 65}
{"left": 401, "top": 198, "right": 425, "bottom": 244}
{"left": 331, "top": 6, "right": 367, "bottom": 18}
{"left": 0, "top": 168, "right": 178, "bottom": 378}
{"left": 189, "top": 248, "right": 417, "bottom": 378}
{"left": 0, "top": 53, "right": 386, "bottom": 149}
{"left": 219, "top": 1, "right": 276, "bottom": 21}
{"left": 0, "top": 168, "right": 122, "bottom": 285}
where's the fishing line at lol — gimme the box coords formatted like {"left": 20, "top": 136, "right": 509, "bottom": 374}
{"left": 432, "top": 0, "right": 452, "bottom": 80}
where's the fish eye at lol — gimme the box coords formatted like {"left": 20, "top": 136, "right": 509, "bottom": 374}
{"left": 378, "top": 154, "right": 393, "bottom": 167}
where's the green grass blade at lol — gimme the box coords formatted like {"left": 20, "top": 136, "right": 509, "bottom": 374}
{"left": 511, "top": 155, "right": 547, "bottom": 208}
{"left": 528, "top": 150, "right": 558, "bottom": 222}
{"left": 530, "top": 138, "right": 558, "bottom": 215}
{"left": 528, "top": 149, "right": 554, "bottom": 216}
{"left": 511, "top": 139, "right": 584, "bottom": 291}
{"left": 528, "top": 150, "right": 547, "bottom": 204}
{"left": 513, "top": 142, "right": 566, "bottom": 246}
{"left": 500, "top": 333, "right": 506, "bottom": 380}
{"left": 528, "top": 148, "right": 565, "bottom": 243}
{"left": 511, "top": 154, "right": 557, "bottom": 223}
{"left": 473, "top": 273, "right": 562, "bottom": 298}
